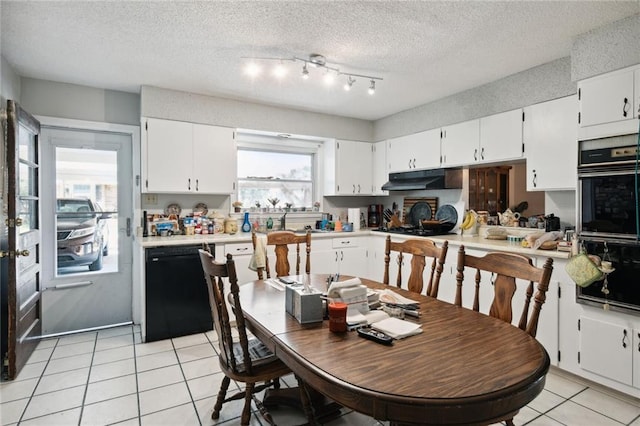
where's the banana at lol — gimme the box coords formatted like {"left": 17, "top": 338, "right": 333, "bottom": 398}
{"left": 461, "top": 210, "right": 477, "bottom": 231}
{"left": 461, "top": 211, "right": 472, "bottom": 230}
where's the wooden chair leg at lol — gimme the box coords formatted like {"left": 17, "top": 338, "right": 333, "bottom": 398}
{"left": 212, "top": 376, "right": 231, "bottom": 420}
{"left": 241, "top": 382, "right": 255, "bottom": 425}
{"left": 505, "top": 419, "right": 515, "bottom": 426}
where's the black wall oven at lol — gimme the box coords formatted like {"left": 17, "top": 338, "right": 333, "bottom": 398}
{"left": 577, "top": 134, "right": 640, "bottom": 314}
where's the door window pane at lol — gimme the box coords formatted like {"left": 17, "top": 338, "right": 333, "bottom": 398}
{"left": 55, "top": 147, "right": 118, "bottom": 276}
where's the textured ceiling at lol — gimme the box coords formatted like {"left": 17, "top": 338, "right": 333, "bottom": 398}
{"left": 1, "top": 1, "right": 639, "bottom": 120}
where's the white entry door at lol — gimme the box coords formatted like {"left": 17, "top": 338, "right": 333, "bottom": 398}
{"left": 40, "top": 126, "right": 134, "bottom": 335}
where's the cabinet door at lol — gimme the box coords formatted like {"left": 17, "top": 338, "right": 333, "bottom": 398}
{"left": 338, "top": 247, "right": 368, "bottom": 278}
{"left": 479, "top": 109, "right": 523, "bottom": 163}
{"left": 387, "top": 134, "right": 415, "bottom": 173}
{"left": 335, "top": 140, "right": 372, "bottom": 195}
{"left": 579, "top": 68, "right": 635, "bottom": 128}
{"left": 579, "top": 316, "right": 632, "bottom": 386}
{"left": 372, "top": 141, "right": 388, "bottom": 195}
{"left": 524, "top": 96, "right": 578, "bottom": 191}
{"left": 193, "top": 124, "right": 236, "bottom": 194}
{"left": 441, "top": 120, "right": 479, "bottom": 167}
{"left": 144, "top": 118, "right": 193, "bottom": 193}
{"left": 413, "top": 128, "right": 441, "bottom": 170}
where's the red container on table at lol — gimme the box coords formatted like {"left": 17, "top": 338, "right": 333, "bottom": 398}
{"left": 328, "top": 302, "right": 348, "bottom": 333}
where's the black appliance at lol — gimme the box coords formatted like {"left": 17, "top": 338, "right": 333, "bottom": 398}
{"left": 381, "top": 168, "right": 462, "bottom": 191}
{"left": 578, "top": 134, "right": 639, "bottom": 241}
{"left": 576, "top": 238, "right": 640, "bottom": 315}
{"left": 368, "top": 204, "right": 383, "bottom": 228}
{"left": 145, "top": 244, "right": 213, "bottom": 342}
{"left": 544, "top": 214, "right": 561, "bottom": 232}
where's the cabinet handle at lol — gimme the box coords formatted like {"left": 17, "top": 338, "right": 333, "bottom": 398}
{"left": 474, "top": 149, "right": 478, "bottom": 161}
{"left": 357, "top": 184, "right": 361, "bottom": 193}
{"left": 408, "top": 159, "right": 412, "bottom": 169}
{"left": 622, "top": 329, "right": 628, "bottom": 348}
{"left": 353, "top": 184, "right": 356, "bottom": 194}
{"left": 335, "top": 251, "right": 338, "bottom": 262}
{"left": 196, "top": 179, "right": 199, "bottom": 191}
{"left": 412, "top": 158, "right": 416, "bottom": 168}
{"left": 622, "top": 97, "right": 629, "bottom": 117}
{"left": 188, "top": 178, "right": 191, "bottom": 191}
{"left": 480, "top": 147, "right": 485, "bottom": 160}
{"left": 533, "top": 170, "right": 537, "bottom": 188}
{"left": 341, "top": 251, "right": 344, "bottom": 261}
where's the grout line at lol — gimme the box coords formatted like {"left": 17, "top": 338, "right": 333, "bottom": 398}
{"left": 131, "top": 326, "right": 142, "bottom": 426}
{"left": 77, "top": 331, "right": 100, "bottom": 425}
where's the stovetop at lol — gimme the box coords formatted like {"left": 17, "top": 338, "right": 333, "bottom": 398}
{"left": 372, "top": 227, "right": 454, "bottom": 237}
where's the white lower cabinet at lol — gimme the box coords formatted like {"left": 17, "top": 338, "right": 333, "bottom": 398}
{"left": 224, "top": 242, "right": 255, "bottom": 286}
{"left": 314, "top": 237, "right": 368, "bottom": 278}
{"left": 579, "top": 316, "right": 633, "bottom": 386}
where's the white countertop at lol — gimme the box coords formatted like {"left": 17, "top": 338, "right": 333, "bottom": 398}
{"left": 137, "top": 228, "right": 570, "bottom": 259}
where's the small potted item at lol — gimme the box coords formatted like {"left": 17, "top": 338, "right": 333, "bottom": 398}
{"left": 232, "top": 201, "right": 243, "bottom": 213}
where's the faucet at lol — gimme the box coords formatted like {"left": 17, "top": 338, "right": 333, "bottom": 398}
{"left": 280, "top": 212, "right": 287, "bottom": 230}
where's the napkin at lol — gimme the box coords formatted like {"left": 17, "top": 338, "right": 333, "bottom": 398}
{"left": 371, "top": 317, "right": 423, "bottom": 339}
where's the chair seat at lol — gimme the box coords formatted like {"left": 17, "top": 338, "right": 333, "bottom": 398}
{"left": 232, "top": 338, "right": 279, "bottom": 372}
{"left": 219, "top": 350, "right": 291, "bottom": 383}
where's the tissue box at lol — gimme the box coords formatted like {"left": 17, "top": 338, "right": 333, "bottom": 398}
{"left": 285, "top": 285, "right": 323, "bottom": 324}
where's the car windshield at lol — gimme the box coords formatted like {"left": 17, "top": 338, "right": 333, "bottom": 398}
{"left": 57, "top": 199, "right": 94, "bottom": 213}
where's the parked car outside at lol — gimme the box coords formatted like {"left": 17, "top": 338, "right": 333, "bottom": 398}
{"left": 56, "top": 198, "right": 110, "bottom": 271}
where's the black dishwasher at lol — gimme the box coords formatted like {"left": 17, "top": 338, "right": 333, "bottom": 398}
{"left": 145, "top": 244, "right": 213, "bottom": 342}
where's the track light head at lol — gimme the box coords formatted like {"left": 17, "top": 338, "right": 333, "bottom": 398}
{"left": 344, "top": 76, "right": 355, "bottom": 91}
{"left": 301, "top": 63, "right": 309, "bottom": 79}
{"left": 368, "top": 80, "right": 376, "bottom": 95}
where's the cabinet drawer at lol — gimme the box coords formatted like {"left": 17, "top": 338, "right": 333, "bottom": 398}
{"left": 332, "top": 237, "right": 360, "bottom": 249}
{"left": 224, "top": 242, "right": 254, "bottom": 256}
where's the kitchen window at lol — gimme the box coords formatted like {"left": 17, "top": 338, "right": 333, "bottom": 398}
{"left": 236, "top": 132, "right": 324, "bottom": 209}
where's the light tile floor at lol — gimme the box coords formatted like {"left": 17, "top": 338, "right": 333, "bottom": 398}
{"left": 1, "top": 325, "right": 640, "bottom": 426}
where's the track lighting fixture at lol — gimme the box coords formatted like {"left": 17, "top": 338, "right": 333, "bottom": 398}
{"left": 344, "top": 76, "right": 355, "bottom": 91}
{"left": 242, "top": 53, "right": 382, "bottom": 94}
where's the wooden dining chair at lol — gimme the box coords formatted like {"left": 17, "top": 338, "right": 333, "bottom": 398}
{"left": 383, "top": 235, "right": 449, "bottom": 296}
{"left": 454, "top": 245, "right": 553, "bottom": 426}
{"left": 252, "top": 230, "right": 311, "bottom": 279}
{"left": 198, "top": 250, "right": 316, "bottom": 425}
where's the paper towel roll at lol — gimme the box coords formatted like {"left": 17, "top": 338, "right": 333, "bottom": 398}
{"left": 348, "top": 208, "right": 361, "bottom": 230}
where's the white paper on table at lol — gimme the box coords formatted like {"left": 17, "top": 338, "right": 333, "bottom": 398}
{"left": 371, "top": 317, "right": 423, "bottom": 339}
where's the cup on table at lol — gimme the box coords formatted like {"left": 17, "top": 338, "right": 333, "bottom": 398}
{"left": 328, "top": 302, "right": 348, "bottom": 333}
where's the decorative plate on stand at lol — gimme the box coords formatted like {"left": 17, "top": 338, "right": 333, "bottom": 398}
{"left": 194, "top": 202, "right": 208, "bottom": 215}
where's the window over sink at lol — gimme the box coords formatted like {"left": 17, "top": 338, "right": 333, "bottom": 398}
{"left": 236, "top": 131, "right": 323, "bottom": 210}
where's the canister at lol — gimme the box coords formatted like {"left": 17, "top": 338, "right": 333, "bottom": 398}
{"left": 224, "top": 215, "right": 238, "bottom": 234}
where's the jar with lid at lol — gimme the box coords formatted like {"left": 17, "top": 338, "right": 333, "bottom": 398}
{"left": 224, "top": 215, "right": 238, "bottom": 234}
{"left": 211, "top": 211, "right": 225, "bottom": 234}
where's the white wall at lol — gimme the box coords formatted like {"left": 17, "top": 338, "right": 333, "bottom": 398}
{"left": 20, "top": 78, "right": 140, "bottom": 126}
{"left": 141, "top": 85, "right": 373, "bottom": 142}
{"left": 374, "top": 57, "right": 575, "bottom": 141}
{"left": 571, "top": 14, "right": 640, "bottom": 82}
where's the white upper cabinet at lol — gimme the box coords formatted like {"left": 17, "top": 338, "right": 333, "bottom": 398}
{"left": 142, "top": 117, "right": 236, "bottom": 194}
{"left": 524, "top": 95, "right": 578, "bottom": 191}
{"left": 578, "top": 64, "right": 640, "bottom": 140}
{"left": 387, "top": 129, "right": 441, "bottom": 173}
{"left": 440, "top": 119, "right": 479, "bottom": 167}
{"left": 192, "top": 124, "right": 237, "bottom": 194}
{"left": 479, "top": 109, "right": 524, "bottom": 163}
{"left": 325, "top": 139, "right": 372, "bottom": 196}
{"left": 372, "top": 141, "right": 388, "bottom": 195}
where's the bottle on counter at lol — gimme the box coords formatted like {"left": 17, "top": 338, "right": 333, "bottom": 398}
{"left": 241, "top": 212, "right": 252, "bottom": 232}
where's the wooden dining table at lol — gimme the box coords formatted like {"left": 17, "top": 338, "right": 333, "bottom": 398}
{"left": 238, "top": 274, "right": 550, "bottom": 426}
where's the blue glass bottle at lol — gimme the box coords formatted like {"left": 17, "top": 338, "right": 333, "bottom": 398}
{"left": 241, "top": 212, "right": 252, "bottom": 232}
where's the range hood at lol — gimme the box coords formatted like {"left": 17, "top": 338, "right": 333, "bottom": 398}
{"left": 381, "top": 168, "right": 462, "bottom": 191}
